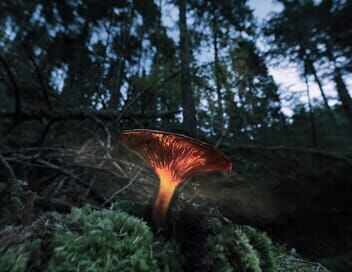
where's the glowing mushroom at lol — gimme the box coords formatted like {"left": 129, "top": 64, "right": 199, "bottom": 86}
{"left": 119, "top": 129, "right": 232, "bottom": 227}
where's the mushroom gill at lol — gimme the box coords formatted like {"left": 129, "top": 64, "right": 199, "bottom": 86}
{"left": 119, "top": 129, "right": 232, "bottom": 227}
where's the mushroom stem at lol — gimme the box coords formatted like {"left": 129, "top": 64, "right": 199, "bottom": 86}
{"left": 152, "top": 169, "right": 180, "bottom": 227}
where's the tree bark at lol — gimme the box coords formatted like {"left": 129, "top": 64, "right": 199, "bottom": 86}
{"left": 333, "top": 68, "right": 352, "bottom": 127}
{"left": 306, "top": 59, "right": 340, "bottom": 134}
{"left": 212, "top": 17, "right": 224, "bottom": 138}
{"left": 178, "top": 0, "right": 197, "bottom": 136}
{"left": 109, "top": 21, "right": 128, "bottom": 110}
{"left": 304, "top": 72, "right": 318, "bottom": 148}
{"left": 61, "top": 21, "right": 90, "bottom": 106}
{"left": 325, "top": 46, "right": 352, "bottom": 126}
{"left": 0, "top": 55, "right": 21, "bottom": 115}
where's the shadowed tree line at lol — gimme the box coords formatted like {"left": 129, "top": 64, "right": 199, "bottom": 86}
{"left": 0, "top": 0, "right": 350, "bottom": 150}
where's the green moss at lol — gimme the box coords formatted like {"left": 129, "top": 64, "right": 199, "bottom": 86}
{"left": 0, "top": 181, "right": 6, "bottom": 194}
{"left": 0, "top": 205, "right": 328, "bottom": 272}
{"left": 0, "top": 181, "right": 23, "bottom": 227}
{"left": 47, "top": 207, "right": 182, "bottom": 272}
{"left": 207, "top": 225, "right": 328, "bottom": 272}
{"left": 0, "top": 252, "right": 28, "bottom": 272}
{"left": 241, "top": 226, "right": 276, "bottom": 271}
{"left": 208, "top": 226, "right": 261, "bottom": 272}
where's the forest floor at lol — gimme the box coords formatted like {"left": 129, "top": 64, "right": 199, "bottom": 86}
{"left": 179, "top": 146, "right": 352, "bottom": 271}
{"left": 1, "top": 144, "right": 351, "bottom": 271}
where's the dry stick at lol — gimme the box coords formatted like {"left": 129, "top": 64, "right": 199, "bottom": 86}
{"left": 103, "top": 169, "right": 142, "bottom": 207}
{"left": 53, "top": 177, "right": 67, "bottom": 196}
{"left": 37, "top": 159, "right": 85, "bottom": 185}
{"left": 78, "top": 136, "right": 127, "bottom": 177}
{"left": 215, "top": 127, "right": 230, "bottom": 148}
{"left": 1, "top": 148, "right": 128, "bottom": 179}
{"left": 115, "top": 57, "right": 221, "bottom": 125}
{"left": 93, "top": 117, "right": 112, "bottom": 149}
{"left": 36, "top": 159, "right": 106, "bottom": 203}
{"left": 0, "top": 153, "right": 18, "bottom": 182}
{"left": 100, "top": 143, "right": 127, "bottom": 177}
{"left": 37, "top": 117, "right": 62, "bottom": 145}
{"left": 289, "top": 259, "right": 327, "bottom": 271}
{"left": 44, "top": 150, "right": 149, "bottom": 175}
{"left": 116, "top": 58, "right": 218, "bottom": 123}
{"left": 0, "top": 110, "right": 181, "bottom": 123}
{"left": 84, "top": 172, "right": 97, "bottom": 199}
{"left": 34, "top": 196, "right": 72, "bottom": 213}
{"left": 116, "top": 70, "right": 182, "bottom": 124}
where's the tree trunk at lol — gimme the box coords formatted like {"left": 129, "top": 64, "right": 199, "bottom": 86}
{"left": 109, "top": 5, "right": 133, "bottom": 110}
{"left": 109, "top": 60, "right": 125, "bottom": 109}
{"left": 178, "top": 0, "right": 197, "bottom": 136}
{"left": 333, "top": 68, "right": 352, "bottom": 127}
{"left": 304, "top": 72, "right": 318, "bottom": 148}
{"left": 306, "top": 59, "right": 340, "bottom": 135}
{"left": 212, "top": 17, "right": 224, "bottom": 138}
{"left": 325, "top": 46, "right": 352, "bottom": 126}
{"left": 62, "top": 21, "right": 90, "bottom": 105}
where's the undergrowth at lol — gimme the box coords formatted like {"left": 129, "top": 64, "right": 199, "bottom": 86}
{"left": 0, "top": 205, "right": 328, "bottom": 272}
{"left": 46, "top": 207, "right": 182, "bottom": 272}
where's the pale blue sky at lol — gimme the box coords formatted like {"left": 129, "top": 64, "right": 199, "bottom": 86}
{"left": 250, "top": 0, "right": 351, "bottom": 115}
{"left": 249, "top": 0, "right": 282, "bottom": 19}
{"left": 162, "top": 0, "right": 351, "bottom": 116}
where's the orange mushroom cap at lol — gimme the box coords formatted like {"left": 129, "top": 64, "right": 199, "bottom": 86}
{"left": 119, "top": 129, "right": 232, "bottom": 227}
{"left": 119, "top": 129, "right": 232, "bottom": 179}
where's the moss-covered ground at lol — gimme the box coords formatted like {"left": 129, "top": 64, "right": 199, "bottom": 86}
{"left": 0, "top": 205, "right": 328, "bottom": 272}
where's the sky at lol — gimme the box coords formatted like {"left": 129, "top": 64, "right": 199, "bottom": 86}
{"left": 249, "top": 0, "right": 282, "bottom": 19}
{"left": 249, "top": 0, "right": 351, "bottom": 115}
{"left": 162, "top": 0, "right": 351, "bottom": 116}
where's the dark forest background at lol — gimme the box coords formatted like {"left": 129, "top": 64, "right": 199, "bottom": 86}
{"left": 0, "top": 0, "right": 351, "bottom": 148}
{"left": 1, "top": 0, "right": 352, "bottom": 271}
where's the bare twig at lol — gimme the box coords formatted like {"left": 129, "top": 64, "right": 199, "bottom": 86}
{"left": 36, "top": 158, "right": 106, "bottom": 203}
{"left": 116, "top": 71, "right": 182, "bottom": 123}
{"left": 0, "top": 109, "right": 181, "bottom": 123}
{"left": 288, "top": 259, "right": 328, "bottom": 271}
{"left": 88, "top": 119, "right": 112, "bottom": 151}
{"left": 0, "top": 153, "right": 18, "bottom": 182}
{"left": 103, "top": 169, "right": 142, "bottom": 207}
{"left": 215, "top": 127, "right": 230, "bottom": 148}
{"left": 35, "top": 196, "right": 73, "bottom": 213}
{"left": 84, "top": 172, "right": 98, "bottom": 199}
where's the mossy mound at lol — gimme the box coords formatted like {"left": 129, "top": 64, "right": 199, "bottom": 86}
{"left": 0, "top": 206, "right": 327, "bottom": 272}
{"left": 0, "top": 207, "right": 181, "bottom": 272}
{"left": 208, "top": 227, "right": 262, "bottom": 272}
{"left": 207, "top": 225, "right": 328, "bottom": 272}
{"left": 47, "top": 207, "right": 181, "bottom": 272}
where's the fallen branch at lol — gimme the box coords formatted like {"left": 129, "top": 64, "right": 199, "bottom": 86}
{"left": 0, "top": 153, "right": 18, "bottom": 183}
{"left": 34, "top": 196, "right": 73, "bottom": 213}
{"left": 0, "top": 109, "right": 181, "bottom": 123}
